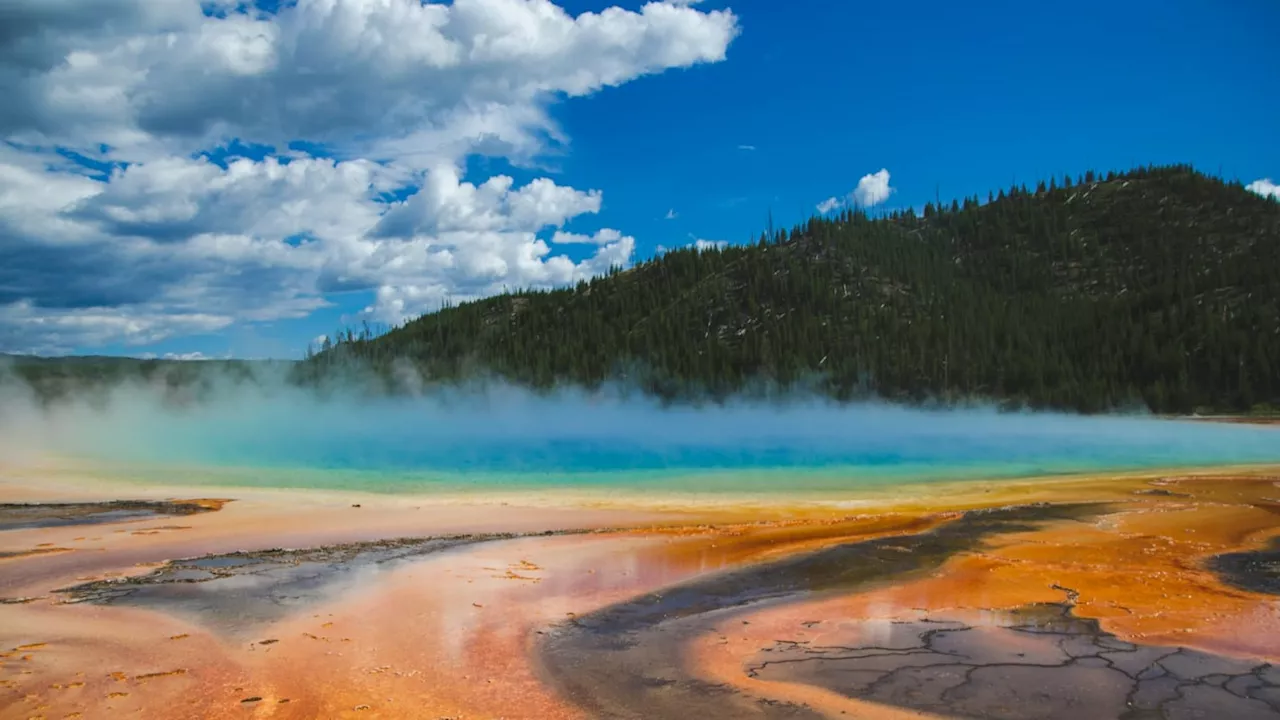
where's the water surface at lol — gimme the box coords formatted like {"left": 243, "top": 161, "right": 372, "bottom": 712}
{"left": 33, "top": 394, "right": 1280, "bottom": 495}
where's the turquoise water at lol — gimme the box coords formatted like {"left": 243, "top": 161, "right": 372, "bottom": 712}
{"left": 34, "top": 391, "right": 1280, "bottom": 495}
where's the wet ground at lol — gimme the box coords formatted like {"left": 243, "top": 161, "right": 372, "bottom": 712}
{"left": 54, "top": 534, "right": 508, "bottom": 635}
{"left": 0, "top": 499, "right": 224, "bottom": 531}
{"left": 535, "top": 503, "right": 1117, "bottom": 719}
{"left": 3, "top": 471, "right": 1280, "bottom": 719}
{"left": 1214, "top": 536, "right": 1280, "bottom": 596}
{"left": 748, "top": 603, "right": 1280, "bottom": 720}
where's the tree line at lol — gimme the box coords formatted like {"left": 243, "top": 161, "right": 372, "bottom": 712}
{"left": 310, "top": 165, "right": 1280, "bottom": 414}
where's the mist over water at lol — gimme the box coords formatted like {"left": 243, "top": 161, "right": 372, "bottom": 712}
{"left": 2, "top": 371, "right": 1279, "bottom": 495}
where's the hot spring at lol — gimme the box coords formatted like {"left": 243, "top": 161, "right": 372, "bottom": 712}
{"left": 5, "top": 380, "right": 1279, "bottom": 497}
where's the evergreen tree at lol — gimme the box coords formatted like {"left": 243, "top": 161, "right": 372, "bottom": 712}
{"left": 19, "top": 165, "right": 1278, "bottom": 417}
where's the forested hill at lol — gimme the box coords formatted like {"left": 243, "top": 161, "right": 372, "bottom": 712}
{"left": 313, "top": 165, "right": 1280, "bottom": 414}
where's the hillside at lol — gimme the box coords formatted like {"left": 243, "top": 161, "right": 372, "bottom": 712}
{"left": 313, "top": 165, "right": 1280, "bottom": 414}
{"left": 1, "top": 355, "right": 289, "bottom": 406}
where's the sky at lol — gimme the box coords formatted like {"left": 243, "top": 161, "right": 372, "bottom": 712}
{"left": 0, "top": 0, "right": 1276, "bottom": 359}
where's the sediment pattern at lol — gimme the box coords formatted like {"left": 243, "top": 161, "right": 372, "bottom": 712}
{"left": 537, "top": 503, "right": 1112, "bottom": 718}
{"left": 6, "top": 473, "right": 1279, "bottom": 719}
{"left": 1212, "top": 536, "right": 1280, "bottom": 596}
{"left": 0, "top": 499, "right": 225, "bottom": 531}
{"left": 54, "top": 533, "right": 520, "bottom": 633}
{"left": 749, "top": 602, "right": 1280, "bottom": 719}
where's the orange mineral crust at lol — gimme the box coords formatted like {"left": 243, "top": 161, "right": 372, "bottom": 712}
{"left": 0, "top": 511, "right": 952, "bottom": 720}
{"left": 3, "top": 468, "right": 1280, "bottom": 719}
{"left": 687, "top": 475, "right": 1280, "bottom": 718}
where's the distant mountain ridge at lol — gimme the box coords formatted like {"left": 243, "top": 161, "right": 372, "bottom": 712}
{"left": 311, "top": 164, "right": 1280, "bottom": 414}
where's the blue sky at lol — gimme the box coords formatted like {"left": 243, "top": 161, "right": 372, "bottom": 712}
{"left": 557, "top": 0, "right": 1278, "bottom": 241}
{"left": 1, "top": 0, "right": 1277, "bottom": 359}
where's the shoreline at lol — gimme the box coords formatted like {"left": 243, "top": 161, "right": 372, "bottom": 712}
{"left": 1174, "top": 414, "right": 1280, "bottom": 426}
{"left": 2, "top": 461, "right": 1279, "bottom": 718}
{"left": 5, "top": 454, "right": 1280, "bottom": 511}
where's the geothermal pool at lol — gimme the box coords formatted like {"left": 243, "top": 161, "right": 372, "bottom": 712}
{"left": 3, "top": 389, "right": 1280, "bottom": 719}
{"left": 20, "top": 390, "right": 1280, "bottom": 495}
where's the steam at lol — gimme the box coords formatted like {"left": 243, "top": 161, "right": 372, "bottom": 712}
{"left": 2, "top": 361, "right": 1278, "bottom": 493}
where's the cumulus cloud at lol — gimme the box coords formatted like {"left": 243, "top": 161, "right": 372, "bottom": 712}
{"left": 816, "top": 168, "right": 895, "bottom": 214}
{"left": 0, "top": 0, "right": 740, "bottom": 353}
{"left": 852, "top": 168, "right": 894, "bottom": 207}
{"left": 0, "top": 300, "right": 233, "bottom": 356}
{"left": 1247, "top": 178, "right": 1279, "bottom": 200}
{"left": 551, "top": 228, "right": 625, "bottom": 245}
{"left": 69, "top": 154, "right": 390, "bottom": 243}
{"left": 1, "top": 0, "right": 740, "bottom": 164}
{"left": 374, "top": 164, "right": 602, "bottom": 238}
{"left": 0, "top": 146, "right": 639, "bottom": 349}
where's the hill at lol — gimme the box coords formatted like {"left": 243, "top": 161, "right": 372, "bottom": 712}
{"left": 1, "top": 355, "right": 289, "bottom": 406}
{"left": 313, "top": 165, "right": 1280, "bottom": 414}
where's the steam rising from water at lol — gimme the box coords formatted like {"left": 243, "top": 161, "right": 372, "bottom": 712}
{"left": 2, "top": 366, "right": 1278, "bottom": 494}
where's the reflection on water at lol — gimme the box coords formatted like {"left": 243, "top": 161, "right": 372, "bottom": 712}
{"left": 12, "top": 472, "right": 1280, "bottom": 719}
{"left": 56, "top": 535, "right": 494, "bottom": 636}
{"left": 536, "top": 503, "right": 1112, "bottom": 718}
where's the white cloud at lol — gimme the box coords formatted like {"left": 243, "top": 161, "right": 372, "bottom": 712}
{"left": 137, "top": 350, "right": 216, "bottom": 361}
{"left": 0, "top": 146, "right": 636, "bottom": 352}
{"left": 375, "top": 164, "right": 602, "bottom": 237}
{"left": 817, "top": 168, "right": 895, "bottom": 215}
{"left": 737, "top": 144, "right": 756, "bottom": 151}
{"left": 551, "top": 228, "right": 626, "bottom": 245}
{"left": 852, "top": 168, "right": 894, "bottom": 207}
{"left": 0, "top": 0, "right": 740, "bottom": 353}
{"left": 71, "top": 154, "right": 390, "bottom": 242}
{"left": 1246, "top": 178, "right": 1279, "bottom": 200}
{"left": 0, "top": 300, "right": 233, "bottom": 356}
{"left": 1, "top": 0, "right": 740, "bottom": 167}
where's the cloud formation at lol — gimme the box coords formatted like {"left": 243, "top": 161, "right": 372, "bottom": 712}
{"left": 0, "top": 0, "right": 739, "bottom": 354}
{"left": 815, "top": 168, "right": 895, "bottom": 214}
{"left": 852, "top": 168, "right": 894, "bottom": 207}
{"left": 815, "top": 196, "right": 842, "bottom": 214}
{"left": 1247, "top": 178, "right": 1279, "bottom": 200}
{"left": 2, "top": 0, "right": 740, "bottom": 165}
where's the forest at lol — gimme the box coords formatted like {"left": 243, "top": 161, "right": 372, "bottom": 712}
{"left": 10, "top": 165, "right": 1279, "bottom": 415}
{"left": 307, "top": 165, "right": 1280, "bottom": 414}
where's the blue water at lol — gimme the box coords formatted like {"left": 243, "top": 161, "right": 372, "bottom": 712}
{"left": 40, "top": 390, "right": 1280, "bottom": 495}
